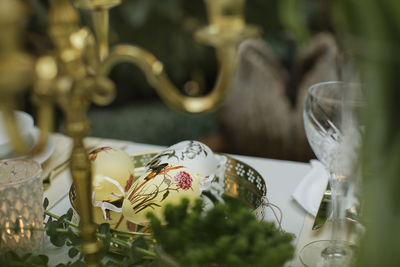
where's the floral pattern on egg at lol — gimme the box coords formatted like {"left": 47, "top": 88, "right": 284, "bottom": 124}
{"left": 179, "top": 141, "right": 208, "bottom": 160}
{"left": 145, "top": 140, "right": 227, "bottom": 196}
{"left": 89, "top": 146, "right": 113, "bottom": 161}
{"left": 122, "top": 162, "right": 201, "bottom": 225}
{"left": 86, "top": 141, "right": 225, "bottom": 229}
{"left": 174, "top": 171, "right": 193, "bottom": 190}
{"left": 146, "top": 141, "right": 215, "bottom": 179}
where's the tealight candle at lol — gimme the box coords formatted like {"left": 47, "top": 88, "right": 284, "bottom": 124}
{"left": 0, "top": 159, "right": 43, "bottom": 255}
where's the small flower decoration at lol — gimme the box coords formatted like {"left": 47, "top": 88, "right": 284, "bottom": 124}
{"left": 173, "top": 171, "right": 193, "bottom": 190}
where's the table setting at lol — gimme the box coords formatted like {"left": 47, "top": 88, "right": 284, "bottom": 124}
{"left": 2, "top": 0, "right": 395, "bottom": 266}
{"left": 0, "top": 80, "right": 366, "bottom": 266}
{"left": 0, "top": 111, "right": 362, "bottom": 266}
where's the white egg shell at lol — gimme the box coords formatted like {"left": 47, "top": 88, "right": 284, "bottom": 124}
{"left": 147, "top": 140, "right": 218, "bottom": 177}
{"left": 90, "top": 147, "right": 135, "bottom": 202}
{"left": 147, "top": 140, "right": 227, "bottom": 192}
{"left": 122, "top": 164, "right": 201, "bottom": 225}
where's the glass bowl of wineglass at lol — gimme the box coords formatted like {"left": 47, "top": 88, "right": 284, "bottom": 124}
{"left": 300, "top": 81, "right": 364, "bottom": 266}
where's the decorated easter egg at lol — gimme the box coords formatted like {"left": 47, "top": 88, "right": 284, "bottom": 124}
{"left": 146, "top": 140, "right": 227, "bottom": 192}
{"left": 122, "top": 164, "right": 201, "bottom": 225}
{"left": 89, "top": 147, "right": 135, "bottom": 203}
{"left": 147, "top": 141, "right": 217, "bottom": 176}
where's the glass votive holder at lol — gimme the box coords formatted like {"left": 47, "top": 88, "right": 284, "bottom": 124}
{"left": 0, "top": 159, "right": 43, "bottom": 255}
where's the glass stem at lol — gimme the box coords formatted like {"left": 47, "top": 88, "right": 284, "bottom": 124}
{"left": 322, "top": 172, "right": 349, "bottom": 260}
{"left": 330, "top": 173, "right": 348, "bottom": 243}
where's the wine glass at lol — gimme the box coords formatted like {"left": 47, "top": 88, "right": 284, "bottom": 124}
{"left": 300, "top": 81, "right": 363, "bottom": 266}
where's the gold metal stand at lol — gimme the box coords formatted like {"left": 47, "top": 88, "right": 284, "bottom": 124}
{"left": 79, "top": 0, "right": 259, "bottom": 113}
{"left": 0, "top": 0, "right": 259, "bottom": 265}
{"left": 0, "top": 0, "right": 35, "bottom": 154}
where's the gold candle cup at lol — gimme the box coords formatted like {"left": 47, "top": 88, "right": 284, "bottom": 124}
{"left": 205, "top": 0, "right": 245, "bottom": 33}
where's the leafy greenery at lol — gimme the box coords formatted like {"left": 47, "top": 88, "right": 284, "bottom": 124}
{"left": 1, "top": 198, "right": 155, "bottom": 266}
{"left": 332, "top": 1, "right": 400, "bottom": 267}
{"left": 0, "top": 251, "right": 51, "bottom": 267}
{"left": 148, "top": 196, "right": 294, "bottom": 267}
{"left": 1, "top": 197, "right": 294, "bottom": 266}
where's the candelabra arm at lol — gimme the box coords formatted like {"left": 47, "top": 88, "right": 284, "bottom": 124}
{"left": 99, "top": 44, "right": 237, "bottom": 113}
{"left": 31, "top": 56, "right": 60, "bottom": 153}
{"left": 75, "top": 0, "right": 261, "bottom": 113}
{"left": 34, "top": 102, "right": 54, "bottom": 153}
{"left": 0, "top": 0, "right": 60, "bottom": 159}
{"left": 0, "top": 107, "right": 33, "bottom": 154}
{"left": 92, "top": 9, "right": 109, "bottom": 61}
{"left": 0, "top": 0, "right": 37, "bottom": 155}
{"left": 73, "top": 0, "right": 121, "bottom": 61}
{"left": 0, "top": 68, "right": 52, "bottom": 156}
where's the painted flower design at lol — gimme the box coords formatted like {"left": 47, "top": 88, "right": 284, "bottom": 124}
{"left": 124, "top": 173, "right": 134, "bottom": 192}
{"left": 89, "top": 146, "right": 112, "bottom": 161}
{"left": 173, "top": 171, "right": 193, "bottom": 190}
{"left": 181, "top": 141, "right": 203, "bottom": 160}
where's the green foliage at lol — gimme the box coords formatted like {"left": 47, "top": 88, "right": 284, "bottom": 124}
{"left": 45, "top": 209, "right": 78, "bottom": 248}
{"left": 148, "top": 197, "right": 295, "bottom": 267}
{"left": 333, "top": 2, "right": 400, "bottom": 267}
{"left": 278, "top": 0, "right": 311, "bottom": 43}
{"left": 2, "top": 197, "right": 294, "bottom": 266}
{"left": 0, "top": 251, "right": 49, "bottom": 267}
{"left": 42, "top": 205, "right": 155, "bottom": 266}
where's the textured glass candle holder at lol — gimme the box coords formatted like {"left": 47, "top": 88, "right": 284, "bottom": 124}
{"left": 0, "top": 159, "right": 43, "bottom": 255}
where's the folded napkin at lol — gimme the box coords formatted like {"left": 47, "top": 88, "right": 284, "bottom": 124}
{"left": 292, "top": 160, "right": 329, "bottom": 217}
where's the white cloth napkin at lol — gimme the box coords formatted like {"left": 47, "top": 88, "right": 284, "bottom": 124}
{"left": 292, "top": 160, "right": 329, "bottom": 217}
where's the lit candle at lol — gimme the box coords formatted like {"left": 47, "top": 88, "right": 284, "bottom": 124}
{"left": 0, "top": 159, "right": 43, "bottom": 255}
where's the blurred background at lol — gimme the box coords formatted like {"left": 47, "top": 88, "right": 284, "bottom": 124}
{"left": 26, "top": 0, "right": 341, "bottom": 162}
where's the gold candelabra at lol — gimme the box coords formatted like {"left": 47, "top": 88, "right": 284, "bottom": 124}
{"left": 0, "top": 0, "right": 259, "bottom": 265}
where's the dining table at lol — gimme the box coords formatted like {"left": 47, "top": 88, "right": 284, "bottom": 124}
{"left": 41, "top": 133, "right": 337, "bottom": 267}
